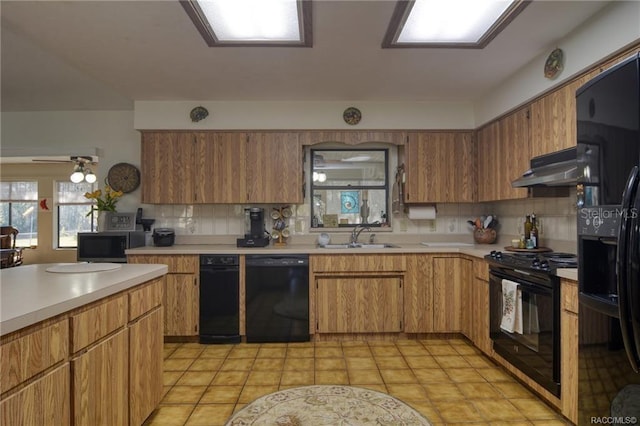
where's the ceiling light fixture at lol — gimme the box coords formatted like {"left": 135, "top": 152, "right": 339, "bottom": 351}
{"left": 382, "top": 0, "right": 530, "bottom": 48}
{"left": 181, "top": 0, "right": 313, "bottom": 47}
{"left": 70, "top": 156, "right": 97, "bottom": 184}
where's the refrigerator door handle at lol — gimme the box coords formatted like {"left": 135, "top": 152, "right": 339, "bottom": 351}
{"left": 616, "top": 166, "right": 640, "bottom": 372}
{"left": 628, "top": 181, "right": 640, "bottom": 363}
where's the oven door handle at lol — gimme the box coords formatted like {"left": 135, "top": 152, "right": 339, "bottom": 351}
{"left": 490, "top": 273, "right": 553, "bottom": 295}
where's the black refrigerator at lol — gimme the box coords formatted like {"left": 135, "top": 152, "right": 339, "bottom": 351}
{"left": 576, "top": 52, "right": 640, "bottom": 424}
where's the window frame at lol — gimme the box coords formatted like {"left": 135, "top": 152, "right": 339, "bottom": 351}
{"left": 0, "top": 180, "right": 39, "bottom": 248}
{"left": 56, "top": 181, "right": 96, "bottom": 248}
{"left": 310, "top": 148, "right": 389, "bottom": 229}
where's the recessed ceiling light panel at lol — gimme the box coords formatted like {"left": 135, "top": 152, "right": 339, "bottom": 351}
{"left": 383, "top": 0, "right": 530, "bottom": 48}
{"left": 181, "top": 0, "right": 312, "bottom": 47}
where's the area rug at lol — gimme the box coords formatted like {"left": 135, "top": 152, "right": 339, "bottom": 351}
{"left": 225, "top": 385, "right": 431, "bottom": 425}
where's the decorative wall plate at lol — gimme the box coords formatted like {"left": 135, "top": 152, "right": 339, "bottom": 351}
{"left": 190, "top": 106, "right": 209, "bottom": 122}
{"left": 544, "top": 48, "right": 564, "bottom": 79}
{"left": 107, "top": 162, "right": 140, "bottom": 193}
{"left": 343, "top": 107, "right": 362, "bottom": 125}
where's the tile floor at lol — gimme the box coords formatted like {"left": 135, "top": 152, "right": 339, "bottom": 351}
{"left": 144, "top": 338, "right": 571, "bottom": 425}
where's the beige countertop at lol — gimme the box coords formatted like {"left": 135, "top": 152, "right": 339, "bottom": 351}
{"left": 126, "top": 243, "right": 493, "bottom": 259}
{"left": 0, "top": 263, "right": 168, "bottom": 337}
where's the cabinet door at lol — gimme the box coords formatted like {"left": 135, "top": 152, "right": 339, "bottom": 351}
{"left": 316, "top": 276, "right": 403, "bottom": 333}
{"left": 129, "top": 308, "right": 163, "bottom": 426}
{"left": 141, "top": 132, "right": 196, "bottom": 204}
{"left": 404, "top": 132, "right": 475, "bottom": 203}
{"left": 472, "top": 277, "right": 492, "bottom": 355}
{"left": 164, "top": 274, "right": 199, "bottom": 336}
{"left": 0, "top": 364, "right": 70, "bottom": 426}
{"left": 404, "top": 255, "right": 433, "bottom": 333}
{"left": 246, "top": 132, "right": 302, "bottom": 203}
{"left": 476, "top": 122, "right": 499, "bottom": 202}
{"left": 196, "top": 132, "right": 247, "bottom": 204}
{"left": 72, "top": 330, "right": 128, "bottom": 426}
{"left": 432, "top": 257, "right": 472, "bottom": 332}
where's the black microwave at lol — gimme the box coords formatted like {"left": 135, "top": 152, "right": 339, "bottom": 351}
{"left": 77, "top": 231, "right": 146, "bottom": 263}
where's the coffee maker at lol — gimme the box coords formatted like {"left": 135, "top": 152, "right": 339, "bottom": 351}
{"left": 236, "top": 207, "right": 270, "bottom": 247}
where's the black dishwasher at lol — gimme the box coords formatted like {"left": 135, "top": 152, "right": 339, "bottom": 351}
{"left": 245, "top": 255, "right": 309, "bottom": 343}
{"left": 199, "top": 254, "right": 241, "bottom": 344}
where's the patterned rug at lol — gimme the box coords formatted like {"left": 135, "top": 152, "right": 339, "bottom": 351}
{"left": 225, "top": 385, "right": 432, "bottom": 425}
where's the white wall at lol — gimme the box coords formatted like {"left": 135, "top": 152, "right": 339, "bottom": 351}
{"left": 134, "top": 101, "right": 475, "bottom": 130}
{"left": 475, "top": 0, "right": 640, "bottom": 126}
{"left": 1, "top": 110, "right": 143, "bottom": 212}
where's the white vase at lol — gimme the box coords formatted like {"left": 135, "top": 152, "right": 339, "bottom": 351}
{"left": 96, "top": 212, "right": 107, "bottom": 232}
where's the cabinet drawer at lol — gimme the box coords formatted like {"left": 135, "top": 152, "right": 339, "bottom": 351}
{"left": 473, "top": 260, "right": 489, "bottom": 281}
{"left": 0, "top": 363, "right": 70, "bottom": 425}
{"left": 562, "top": 279, "right": 578, "bottom": 314}
{"left": 129, "top": 278, "right": 164, "bottom": 321}
{"left": 312, "top": 254, "right": 406, "bottom": 273}
{"left": 71, "top": 295, "right": 126, "bottom": 353}
{"left": 128, "top": 254, "right": 198, "bottom": 274}
{"left": 1, "top": 319, "right": 69, "bottom": 394}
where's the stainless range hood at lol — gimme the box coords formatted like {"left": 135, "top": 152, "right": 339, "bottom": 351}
{"left": 512, "top": 147, "right": 577, "bottom": 187}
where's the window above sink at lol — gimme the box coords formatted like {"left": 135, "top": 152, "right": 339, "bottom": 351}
{"left": 310, "top": 149, "right": 389, "bottom": 229}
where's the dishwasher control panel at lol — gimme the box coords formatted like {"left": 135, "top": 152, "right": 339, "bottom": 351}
{"left": 200, "top": 255, "right": 239, "bottom": 266}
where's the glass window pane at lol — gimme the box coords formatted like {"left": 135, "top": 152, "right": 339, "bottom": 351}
{"left": 11, "top": 202, "right": 38, "bottom": 247}
{"left": 0, "top": 202, "right": 9, "bottom": 224}
{"left": 10, "top": 182, "right": 38, "bottom": 200}
{"left": 0, "top": 182, "right": 10, "bottom": 199}
{"left": 312, "top": 150, "right": 387, "bottom": 187}
{"left": 59, "top": 205, "right": 93, "bottom": 248}
{"left": 310, "top": 149, "right": 389, "bottom": 229}
{"left": 58, "top": 181, "right": 94, "bottom": 203}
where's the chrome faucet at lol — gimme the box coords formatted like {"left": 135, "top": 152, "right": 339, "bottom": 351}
{"left": 350, "top": 224, "right": 371, "bottom": 245}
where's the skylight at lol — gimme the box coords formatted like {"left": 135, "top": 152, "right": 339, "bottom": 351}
{"left": 181, "top": 0, "right": 312, "bottom": 47}
{"left": 383, "top": 0, "right": 529, "bottom": 48}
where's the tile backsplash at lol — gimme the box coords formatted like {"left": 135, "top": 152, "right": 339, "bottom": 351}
{"left": 140, "top": 189, "right": 577, "bottom": 248}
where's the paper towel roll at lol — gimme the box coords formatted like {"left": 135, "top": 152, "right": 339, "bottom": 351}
{"left": 407, "top": 206, "right": 436, "bottom": 220}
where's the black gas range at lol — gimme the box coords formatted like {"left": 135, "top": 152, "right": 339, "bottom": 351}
{"left": 484, "top": 250, "right": 577, "bottom": 276}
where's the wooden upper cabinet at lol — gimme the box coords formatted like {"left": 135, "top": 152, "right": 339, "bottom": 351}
{"left": 530, "top": 79, "right": 581, "bottom": 158}
{"left": 476, "top": 108, "right": 529, "bottom": 201}
{"left": 246, "top": 132, "right": 302, "bottom": 204}
{"left": 141, "top": 131, "right": 302, "bottom": 204}
{"left": 141, "top": 132, "right": 197, "bottom": 204}
{"left": 403, "top": 131, "right": 475, "bottom": 203}
{"left": 195, "top": 132, "right": 246, "bottom": 204}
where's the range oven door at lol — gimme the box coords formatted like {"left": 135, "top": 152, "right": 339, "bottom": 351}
{"left": 489, "top": 267, "right": 561, "bottom": 397}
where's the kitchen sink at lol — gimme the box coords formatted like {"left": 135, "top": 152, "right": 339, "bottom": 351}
{"left": 319, "top": 243, "right": 400, "bottom": 249}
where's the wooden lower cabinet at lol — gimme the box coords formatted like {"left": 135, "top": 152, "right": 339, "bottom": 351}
{"left": 471, "top": 277, "right": 491, "bottom": 355}
{"left": 0, "top": 363, "right": 70, "bottom": 426}
{"left": 432, "top": 256, "right": 472, "bottom": 332}
{"left": 129, "top": 308, "right": 163, "bottom": 426}
{"left": 404, "top": 255, "right": 433, "bottom": 333}
{"left": 165, "top": 274, "right": 199, "bottom": 336}
{"left": 316, "top": 276, "right": 403, "bottom": 333}
{"left": 128, "top": 255, "right": 199, "bottom": 337}
{"left": 0, "top": 277, "right": 164, "bottom": 426}
{"left": 561, "top": 279, "right": 579, "bottom": 424}
{"left": 72, "top": 329, "right": 128, "bottom": 426}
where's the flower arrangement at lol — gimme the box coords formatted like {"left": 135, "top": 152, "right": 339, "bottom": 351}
{"left": 84, "top": 185, "right": 123, "bottom": 216}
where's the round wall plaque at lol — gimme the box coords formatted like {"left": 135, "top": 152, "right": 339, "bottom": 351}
{"left": 107, "top": 162, "right": 140, "bottom": 193}
{"left": 544, "top": 48, "right": 564, "bottom": 79}
{"left": 343, "top": 107, "right": 362, "bottom": 125}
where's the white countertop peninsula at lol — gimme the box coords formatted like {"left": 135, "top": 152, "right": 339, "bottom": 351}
{"left": 0, "top": 263, "right": 168, "bottom": 336}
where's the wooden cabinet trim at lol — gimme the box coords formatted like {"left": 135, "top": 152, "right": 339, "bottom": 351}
{"left": 562, "top": 279, "right": 578, "bottom": 314}
{"left": 311, "top": 254, "right": 406, "bottom": 272}
{"left": 128, "top": 254, "right": 198, "bottom": 274}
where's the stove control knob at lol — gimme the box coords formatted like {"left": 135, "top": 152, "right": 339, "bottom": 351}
{"left": 495, "top": 251, "right": 502, "bottom": 259}
{"left": 540, "top": 260, "right": 550, "bottom": 269}
{"left": 490, "top": 250, "right": 497, "bottom": 257}
{"left": 532, "top": 258, "right": 540, "bottom": 267}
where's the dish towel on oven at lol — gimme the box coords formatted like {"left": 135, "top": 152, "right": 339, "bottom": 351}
{"left": 500, "top": 279, "right": 523, "bottom": 334}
